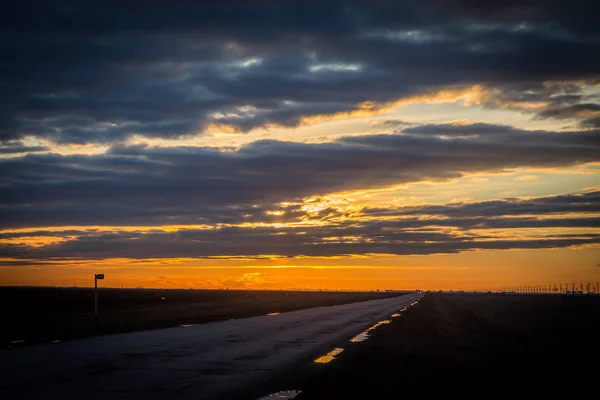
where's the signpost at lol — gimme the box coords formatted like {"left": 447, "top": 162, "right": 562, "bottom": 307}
{"left": 94, "top": 274, "right": 105, "bottom": 324}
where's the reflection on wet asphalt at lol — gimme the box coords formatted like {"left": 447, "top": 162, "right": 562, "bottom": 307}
{"left": 257, "top": 389, "right": 302, "bottom": 399}
{"left": 0, "top": 293, "right": 422, "bottom": 399}
{"left": 314, "top": 348, "right": 344, "bottom": 364}
{"left": 349, "top": 320, "right": 391, "bottom": 343}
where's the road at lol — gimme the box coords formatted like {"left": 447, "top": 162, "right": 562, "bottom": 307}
{"left": 0, "top": 293, "right": 422, "bottom": 399}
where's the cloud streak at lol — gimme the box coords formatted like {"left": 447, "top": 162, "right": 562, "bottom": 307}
{"left": 1, "top": 190, "right": 598, "bottom": 260}
{"left": 0, "top": 123, "right": 598, "bottom": 228}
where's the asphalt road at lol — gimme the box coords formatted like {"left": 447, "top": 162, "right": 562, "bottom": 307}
{"left": 1, "top": 293, "right": 422, "bottom": 399}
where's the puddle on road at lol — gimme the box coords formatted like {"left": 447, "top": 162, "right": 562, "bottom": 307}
{"left": 350, "top": 320, "right": 391, "bottom": 343}
{"left": 267, "top": 312, "right": 280, "bottom": 316}
{"left": 314, "top": 347, "right": 344, "bottom": 363}
{"left": 391, "top": 300, "right": 421, "bottom": 319}
{"left": 346, "top": 298, "right": 421, "bottom": 344}
{"left": 257, "top": 390, "right": 302, "bottom": 399}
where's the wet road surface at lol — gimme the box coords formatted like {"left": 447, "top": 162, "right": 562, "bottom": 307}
{"left": 1, "top": 293, "right": 421, "bottom": 399}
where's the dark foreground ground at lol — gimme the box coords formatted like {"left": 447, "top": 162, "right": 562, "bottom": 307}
{"left": 248, "top": 293, "right": 600, "bottom": 399}
{"left": 1, "top": 287, "right": 403, "bottom": 346}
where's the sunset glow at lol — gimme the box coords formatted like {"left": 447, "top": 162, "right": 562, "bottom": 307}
{"left": 1, "top": 2, "right": 599, "bottom": 291}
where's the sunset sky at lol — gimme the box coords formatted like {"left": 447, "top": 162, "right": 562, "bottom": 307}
{"left": 1, "top": 1, "right": 599, "bottom": 291}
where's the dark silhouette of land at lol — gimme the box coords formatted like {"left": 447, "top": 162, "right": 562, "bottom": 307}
{"left": 247, "top": 293, "right": 600, "bottom": 399}
{"left": 1, "top": 294, "right": 420, "bottom": 399}
{"left": 4, "top": 290, "right": 599, "bottom": 398}
{"left": 1, "top": 287, "right": 405, "bottom": 346}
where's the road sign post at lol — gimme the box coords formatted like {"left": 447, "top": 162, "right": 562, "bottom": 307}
{"left": 94, "top": 274, "right": 104, "bottom": 324}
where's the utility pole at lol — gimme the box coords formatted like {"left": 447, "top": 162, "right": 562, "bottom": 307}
{"left": 94, "top": 273, "right": 105, "bottom": 324}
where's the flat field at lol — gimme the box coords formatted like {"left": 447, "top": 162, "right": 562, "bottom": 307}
{"left": 1, "top": 287, "right": 404, "bottom": 345}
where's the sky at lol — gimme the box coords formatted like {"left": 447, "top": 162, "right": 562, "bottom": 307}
{"left": 1, "top": 0, "right": 599, "bottom": 291}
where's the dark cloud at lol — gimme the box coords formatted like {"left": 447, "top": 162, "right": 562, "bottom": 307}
{"left": 0, "top": 124, "right": 598, "bottom": 229}
{"left": 1, "top": 190, "right": 597, "bottom": 260}
{"left": 537, "top": 103, "right": 600, "bottom": 119}
{"left": 1, "top": 0, "right": 599, "bottom": 143}
{"left": 534, "top": 103, "right": 600, "bottom": 128}
{"left": 2, "top": 231, "right": 596, "bottom": 260}
{"left": 580, "top": 115, "right": 600, "bottom": 128}
{"left": 399, "top": 123, "right": 600, "bottom": 146}
{"left": 0, "top": 141, "right": 49, "bottom": 154}
{"left": 365, "top": 190, "right": 600, "bottom": 217}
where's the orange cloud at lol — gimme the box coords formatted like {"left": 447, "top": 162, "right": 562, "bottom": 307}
{"left": 222, "top": 272, "right": 266, "bottom": 288}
